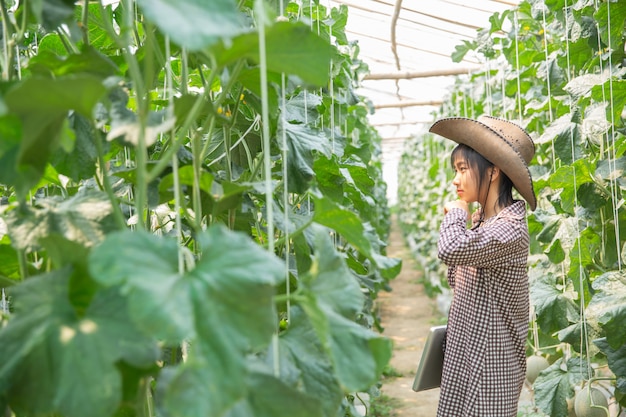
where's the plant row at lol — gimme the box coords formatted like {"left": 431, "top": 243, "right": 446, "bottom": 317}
{"left": 0, "top": 1, "right": 400, "bottom": 416}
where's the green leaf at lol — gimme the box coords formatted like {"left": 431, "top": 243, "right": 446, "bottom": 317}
{"left": 534, "top": 357, "right": 590, "bottom": 417}
{"left": 159, "top": 165, "right": 214, "bottom": 204}
{"left": 298, "top": 227, "right": 392, "bottom": 391}
{"left": 538, "top": 115, "right": 583, "bottom": 166}
{"left": 279, "top": 307, "right": 343, "bottom": 416}
{"left": 577, "top": 182, "right": 609, "bottom": 210}
{"left": 137, "top": 0, "right": 246, "bottom": 51}
{"left": 78, "top": 3, "right": 119, "bottom": 53}
{"left": 0, "top": 270, "right": 157, "bottom": 417}
{"left": 313, "top": 155, "right": 346, "bottom": 202}
{"left": 211, "top": 21, "right": 334, "bottom": 86}
{"left": 591, "top": 80, "right": 626, "bottom": 132}
{"left": 91, "top": 225, "right": 284, "bottom": 416}
{"left": 0, "top": 115, "right": 27, "bottom": 196}
{"left": 4, "top": 190, "right": 118, "bottom": 251}
{"left": 223, "top": 362, "right": 325, "bottom": 417}
{"left": 5, "top": 75, "right": 107, "bottom": 117}
{"left": 281, "top": 122, "right": 332, "bottom": 193}
{"left": 283, "top": 91, "right": 323, "bottom": 124}
{"left": 594, "top": 338, "right": 626, "bottom": 394}
{"left": 530, "top": 275, "right": 579, "bottom": 334}
{"left": 29, "top": 45, "right": 120, "bottom": 78}
{"left": 2, "top": 76, "right": 107, "bottom": 197}
{"left": 28, "top": 0, "right": 76, "bottom": 31}
{"left": 595, "top": 1, "right": 626, "bottom": 52}
{"left": 587, "top": 271, "right": 626, "bottom": 349}
{"left": 312, "top": 194, "right": 373, "bottom": 258}
{"left": 51, "top": 113, "right": 100, "bottom": 182}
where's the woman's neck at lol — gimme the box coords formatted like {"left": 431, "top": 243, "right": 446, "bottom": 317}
{"left": 482, "top": 187, "right": 504, "bottom": 220}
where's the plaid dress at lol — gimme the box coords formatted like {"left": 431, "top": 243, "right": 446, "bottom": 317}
{"left": 436, "top": 200, "right": 529, "bottom": 417}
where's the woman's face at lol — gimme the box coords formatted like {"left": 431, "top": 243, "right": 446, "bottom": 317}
{"left": 451, "top": 157, "right": 479, "bottom": 203}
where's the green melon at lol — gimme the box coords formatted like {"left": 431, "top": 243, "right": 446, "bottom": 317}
{"left": 574, "top": 386, "right": 609, "bottom": 417}
{"left": 526, "top": 354, "right": 549, "bottom": 384}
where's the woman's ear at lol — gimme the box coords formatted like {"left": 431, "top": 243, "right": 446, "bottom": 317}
{"left": 490, "top": 166, "right": 501, "bottom": 182}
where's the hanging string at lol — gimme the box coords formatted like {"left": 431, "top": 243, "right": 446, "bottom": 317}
{"left": 254, "top": 0, "right": 279, "bottom": 378}
{"left": 564, "top": 0, "right": 593, "bottom": 378}
{"left": 513, "top": 11, "right": 523, "bottom": 125}
{"left": 485, "top": 60, "right": 492, "bottom": 116}
{"left": 278, "top": 0, "right": 292, "bottom": 328}
{"left": 1, "top": 288, "right": 7, "bottom": 316}
{"left": 541, "top": 3, "right": 557, "bottom": 170}
{"left": 500, "top": 62, "right": 507, "bottom": 119}
{"left": 592, "top": 0, "right": 610, "bottom": 270}
{"left": 601, "top": 0, "right": 622, "bottom": 270}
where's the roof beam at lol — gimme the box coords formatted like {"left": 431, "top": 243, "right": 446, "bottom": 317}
{"left": 374, "top": 100, "right": 443, "bottom": 109}
{"left": 364, "top": 67, "right": 478, "bottom": 80}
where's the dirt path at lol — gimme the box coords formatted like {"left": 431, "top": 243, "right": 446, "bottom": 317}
{"left": 376, "top": 215, "right": 444, "bottom": 416}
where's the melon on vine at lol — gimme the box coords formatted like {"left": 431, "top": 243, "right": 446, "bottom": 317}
{"left": 525, "top": 354, "right": 549, "bottom": 384}
{"left": 574, "top": 386, "right": 609, "bottom": 417}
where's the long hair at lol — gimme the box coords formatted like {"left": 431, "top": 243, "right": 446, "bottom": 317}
{"left": 450, "top": 144, "right": 514, "bottom": 210}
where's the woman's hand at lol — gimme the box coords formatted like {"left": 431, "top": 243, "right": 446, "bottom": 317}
{"left": 444, "top": 200, "right": 469, "bottom": 215}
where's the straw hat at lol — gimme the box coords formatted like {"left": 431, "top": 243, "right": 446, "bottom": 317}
{"left": 429, "top": 115, "right": 537, "bottom": 211}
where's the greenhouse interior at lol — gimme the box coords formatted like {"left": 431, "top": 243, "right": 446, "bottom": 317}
{"left": 0, "top": 0, "right": 624, "bottom": 416}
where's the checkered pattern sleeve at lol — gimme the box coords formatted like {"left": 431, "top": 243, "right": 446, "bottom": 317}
{"left": 438, "top": 206, "right": 527, "bottom": 269}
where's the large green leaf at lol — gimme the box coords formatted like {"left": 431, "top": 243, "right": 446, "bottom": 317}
{"left": 312, "top": 193, "right": 372, "bottom": 256}
{"left": 91, "top": 225, "right": 284, "bottom": 416}
{"left": 220, "top": 360, "right": 325, "bottom": 417}
{"left": 283, "top": 91, "right": 323, "bottom": 124}
{"left": 4, "top": 190, "right": 117, "bottom": 251}
{"left": 534, "top": 358, "right": 590, "bottom": 417}
{"left": 548, "top": 160, "right": 594, "bottom": 214}
{"left": 2, "top": 75, "right": 107, "bottom": 198}
{"left": 591, "top": 80, "right": 626, "bottom": 132}
{"left": 595, "top": 1, "right": 626, "bottom": 52}
{"left": 28, "top": 0, "right": 76, "bottom": 31}
{"left": 279, "top": 307, "right": 343, "bottom": 417}
{"left": 51, "top": 113, "right": 100, "bottom": 182}
{"left": 5, "top": 75, "right": 107, "bottom": 118}
{"left": 280, "top": 121, "right": 333, "bottom": 193}
{"left": 0, "top": 270, "right": 157, "bottom": 417}
{"left": 587, "top": 270, "right": 626, "bottom": 349}
{"left": 313, "top": 155, "right": 346, "bottom": 202}
{"left": 530, "top": 274, "right": 579, "bottom": 334}
{"left": 312, "top": 193, "right": 400, "bottom": 278}
{"left": 28, "top": 45, "right": 120, "bottom": 78}
{"left": 594, "top": 338, "right": 626, "bottom": 394}
{"left": 211, "top": 21, "right": 334, "bottom": 86}
{"left": 538, "top": 115, "right": 583, "bottom": 166}
{"left": 298, "top": 227, "right": 392, "bottom": 391}
{"left": 137, "top": 0, "right": 246, "bottom": 51}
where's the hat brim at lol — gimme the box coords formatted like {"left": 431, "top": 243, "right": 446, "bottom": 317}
{"left": 429, "top": 117, "right": 537, "bottom": 211}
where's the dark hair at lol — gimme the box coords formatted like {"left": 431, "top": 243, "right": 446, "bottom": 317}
{"left": 450, "top": 144, "right": 514, "bottom": 210}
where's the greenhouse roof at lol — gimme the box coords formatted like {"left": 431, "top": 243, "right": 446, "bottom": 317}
{"left": 327, "top": 0, "right": 520, "bottom": 203}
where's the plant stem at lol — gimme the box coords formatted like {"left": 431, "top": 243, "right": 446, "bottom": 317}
{"left": 119, "top": 0, "right": 149, "bottom": 230}
{"left": 94, "top": 129, "right": 127, "bottom": 229}
{"left": 0, "top": 0, "right": 14, "bottom": 80}
{"left": 81, "top": 0, "right": 90, "bottom": 45}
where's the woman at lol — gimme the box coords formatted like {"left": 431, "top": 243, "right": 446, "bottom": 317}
{"left": 429, "top": 115, "right": 537, "bottom": 417}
